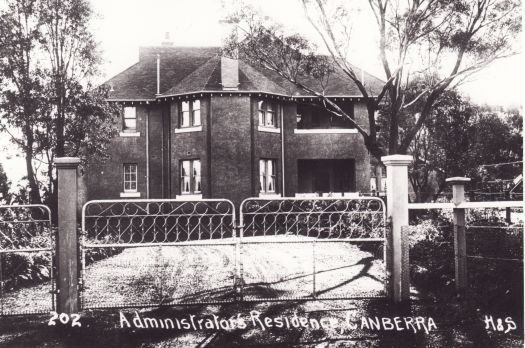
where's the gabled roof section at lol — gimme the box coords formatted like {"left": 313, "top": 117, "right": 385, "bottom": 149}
{"left": 106, "top": 47, "right": 220, "bottom": 100}
{"left": 162, "top": 56, "right": 221, "bottom": 96}
{"left": 105, "top": 46, "right": 385, "bottom": 101}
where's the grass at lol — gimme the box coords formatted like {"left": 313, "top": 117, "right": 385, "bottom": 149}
{"left": 80, "top": 236, "right": 385, "bottom": 308}
{"left": 0, "top": 234, "right": 523, "bottom": 347}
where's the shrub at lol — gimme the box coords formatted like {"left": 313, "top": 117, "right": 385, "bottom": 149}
{"left": 1, "top": 250, "right": 52, "bottom": 291}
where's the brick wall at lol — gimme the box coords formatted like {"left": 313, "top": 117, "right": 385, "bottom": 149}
{"left": 170, "top": 97, "right": 209, "bottom": 197}
{"left": 210, "top": 96, "right": 252, "bottom": 206}
{"left": 85, "top": 104, "right": 149, "bottom": 201}
{"left": 283, "top": 100, "right": 370, "bottom": 195}
{"left": 252, "top": 98, "right": 283, "bottom": 196}
{"left": 84, "top": 96, "right": 371, "bottom": 206}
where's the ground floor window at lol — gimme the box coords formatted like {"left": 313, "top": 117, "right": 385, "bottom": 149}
{"left": 180, "top": 159, "right": 201, "bottom": 194}
{"left": 297, "top": 159, "right": 355, "bottom": 193}
{"left": 259, "top": 159, "right": 276, "bottom": 193}
{"left": 123, "top": 163, "right": 138, "bottom": 192}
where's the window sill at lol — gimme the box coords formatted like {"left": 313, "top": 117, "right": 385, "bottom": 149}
{"left": 120, "top": 192, "right": 141, "bottom": 198}
{"left": 119, "top": 131, "right": 141, "bottom": 137}
{"left": 258, "top": 126, "right": 280, "bottom": 134}
{"left": 258, "top": 192, "right": 281, "bottom": 198}
{"left": 175, "top": 194, "right": 203, "bottom": 200}
{"left": 294, "top": 128, "right": 358, "bottom": 134}
{"left": 295, "top": 193, "right": 320, "bottom": 198}
{"left": 175, "top": 126, "right": 202, "bottom": 133}
{"left": 320, "top": 192, "right": 360, "bottom": 198}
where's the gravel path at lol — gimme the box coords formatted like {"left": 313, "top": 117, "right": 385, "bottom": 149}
{"left": 1, "top": 236, "right": 523, "bottom": 347}
{"left": 80, "top": 236, "right": 384, "bottom": 308}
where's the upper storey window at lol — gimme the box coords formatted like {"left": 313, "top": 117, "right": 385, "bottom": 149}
{"left": 296, "top": 102, "right": 354, "bottom": 130}
{"left": 123, "top": 106, "right": 137, "bottom": 131}
{"left": 258, "top": 101, "right": 277, "bottom": 128}
{"left": 180, "top": 100, "right": 201, "bottom": 127}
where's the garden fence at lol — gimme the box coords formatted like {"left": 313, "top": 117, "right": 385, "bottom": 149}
{"left": 0, "top": 155, "right": 522, "bottom": 316}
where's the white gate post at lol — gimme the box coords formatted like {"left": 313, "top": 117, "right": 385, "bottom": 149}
{"left": 446, "top": 176, "right": 470, "bottom": 294}
{"left": 382, "top": 154, "right": 413, "bottom": 303}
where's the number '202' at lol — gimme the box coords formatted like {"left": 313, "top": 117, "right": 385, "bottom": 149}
{"left": 48, "top": 312, "right": 81, "bottom": 327}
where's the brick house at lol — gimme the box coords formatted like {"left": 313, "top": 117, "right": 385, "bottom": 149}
{"left": 83, "top": 46, "right": 383, "bottom": 207}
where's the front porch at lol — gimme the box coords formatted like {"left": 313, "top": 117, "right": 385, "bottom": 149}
{"left": 297, "top": 159, "right": 356, "bottom": 196}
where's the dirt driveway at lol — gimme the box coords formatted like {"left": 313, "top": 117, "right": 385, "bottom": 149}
{"left": 0, "top": 237, "right": 522, "bottom": 347}
{"left": 81, "top": 236, "right": 385, "bottom": 308}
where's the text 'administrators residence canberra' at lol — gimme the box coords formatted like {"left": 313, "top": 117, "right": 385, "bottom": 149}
{"left": 84, "top": 45, "right": 383, "bottom": 206}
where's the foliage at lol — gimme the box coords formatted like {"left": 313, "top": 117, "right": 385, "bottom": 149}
{"left": 84, "top": 244, "right": 122, "bottom": 266}
{"left": 0, "top": 0, "right": 119, "bottom": 206}
{"left": 0, "top": 204, "right": 51, "bottom": 290}
{"left": 0, "top": 162, "right": 11, "bottom": 203}
{"left": 379, "top": 88, "right": 523, "bottom": 202}
{"left": 224, "top": 1, "right": 521, "bottom": 160}
{"left": 409, "top": 208, "right": 523, "bottom": 316}
{"left": 83, "top": 234, "right": 123, "bottom": 266}
{"left": 1, "top": 251, "right": 51, "bottom": 290}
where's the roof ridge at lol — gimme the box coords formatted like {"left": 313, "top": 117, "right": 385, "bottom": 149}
{"left": 160, "top": 55, "right": 221, "bottom": 96}
{"left": 239, "top": 61, "right": 290, "bottom": 95}
{"left": 103, "top": 60, "right": 141, "bottom": 86}
{"left": 202, "top": 55, "right": 221, "bottom": 90}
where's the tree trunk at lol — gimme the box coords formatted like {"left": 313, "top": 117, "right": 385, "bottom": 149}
{"left": 25, "top": 151, "right": 41, "bottom": 204}
{"left": 24, "top": 126, "right": 41, "bottom": 204}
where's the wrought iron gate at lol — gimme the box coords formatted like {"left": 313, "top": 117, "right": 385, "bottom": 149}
{"left": 80, "top": 196, "right": 386, "bottom": 309}
{"left": 80, "top": 199, "right": 237, "bottom": 309}
{"left": 0, "top": 205, "right": 55, "bottom": 316}
{"left": 239, "top": 197, "right": 387, "bottom": 301}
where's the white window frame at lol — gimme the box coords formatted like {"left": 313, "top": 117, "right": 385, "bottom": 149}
{"left": 179, "top": 100, "right": 201, "bottom": 128}
{"left": 258, "top": 101, "right": 277, "bottom": 128}
{"left": 123, "top": 163, "right": 138, "bottom": 193}
{"left": 259, "top": 159, "right": 277, "bottom": 193}
{"left": 180, "top": 159, "right": 201, "bottom": 195}
{"left": 122, "top": 106, "right": 137, "bottom": 132}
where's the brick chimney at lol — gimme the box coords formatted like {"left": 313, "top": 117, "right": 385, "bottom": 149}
{"left": 221, "top": 56, "right": 239, "bottom": 91}
{"left": 162, "top": 32, "right": 174, "bottom": 46}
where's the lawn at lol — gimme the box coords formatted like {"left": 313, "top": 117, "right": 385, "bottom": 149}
{"left": 0, "top": 235, "right": 523, "bottom": 347}
{"left": 80, "top": 236, "right": 385, "bottom": 308}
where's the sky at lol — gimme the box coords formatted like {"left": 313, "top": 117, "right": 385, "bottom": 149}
{"left": 90, "top": 0, "right": 523, "bottom": 107}
{"left": 0, "top": 0, "right": 523, "bottom": 186}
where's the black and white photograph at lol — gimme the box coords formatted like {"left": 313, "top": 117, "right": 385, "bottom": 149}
{"left": 0, "top": 0, "right": 522, "bottom": 346}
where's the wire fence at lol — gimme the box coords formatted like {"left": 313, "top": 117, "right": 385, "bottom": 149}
{"left": 0, "top": 205, "right": 55, "bottom": 316}
{"left": 409, "top": 205, "right": 523, "bottom": 311}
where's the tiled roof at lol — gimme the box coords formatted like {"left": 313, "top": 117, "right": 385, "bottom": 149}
{"left": 105, "top": 46, "right": 384, "bottom": 100}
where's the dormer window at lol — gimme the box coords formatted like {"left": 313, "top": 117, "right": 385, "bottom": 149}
{"left": 123, "top": 107, "right": 137, "bottom": 131}
{"left": 180, "top": 100, "right": 201, "bottom": 128}
{"left": 258, "top": 101, "right": 276, "bottom": 127}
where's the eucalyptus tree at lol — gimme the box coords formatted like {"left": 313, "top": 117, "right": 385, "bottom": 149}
{"left": 0, "top": 0, "right": 118, "bottom": 205}
{"left": 224, "top": 0, "right": 521, "bottom": 161}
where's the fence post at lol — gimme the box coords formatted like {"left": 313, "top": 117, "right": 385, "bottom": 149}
{"left": 55, "top": 157, "right": 81, "bottom": 314}
{"left": 382, "top": 154, "right": 413, "bottom": 303}
{"left": 446, "top": 176, "right": 470, "bottom": 294}
{"left": 504, "top": 190, "right": 512, "bottom": 223}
